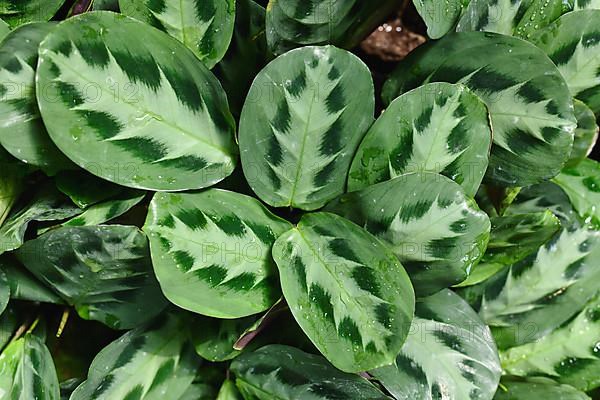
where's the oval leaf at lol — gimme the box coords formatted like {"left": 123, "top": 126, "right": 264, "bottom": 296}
{"left": 414, "top": 0, "right": 468, "bottom": 39}
{"left": 327, "top": 172, "right": 491, "bottom": 296}
{"left": 568, "top": 100, "right": 599, "bottom": 166}
{"left": 239, "top": 45, "right": 374, "bottom": 210}
{"left": 494, "top": 378, "right": 590, "bottom": 400}
{"left": 144, "top": 189, "right": 292, "bottom": 318}
{"left": 371, "top": 290, "right": 501, "bottom": 400}
{"left": 554, "top": 158, "right": 600, "bottom": 229}
{"left": 36, "top": 11, "right": 237, "bottom": 191}
{"left": 119, "top": 0, "right": 235, "bottom": 68}
{"left": 190, "top": 315, "right": 256, "bottom": 362}
{"left": 348, "top": 82, "right": 491, "bottom": 196}
{"left": 272, "top": 212, "right": 415, "bottom": 372}
{"left": 383, "top": 31, "right": 576, "bottom": 187}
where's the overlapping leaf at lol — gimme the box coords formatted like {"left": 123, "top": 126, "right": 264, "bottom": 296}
{"left": 0, "top": 147, "right": 26, "bottom": 228}
{"left": 328, "top": 172, "right": 490, "bottom": 296}
{"left": 272, "top": 212, "right": 415, "bottom": 372}
{"left": 0, "top": 256, "right": 62, "bottom": 303}
{"left": 217, "top": 380, "right": 243, "bottom": 400}
{"left": 230, "top": 344, "right": 391, "bottom": 399}
{"left": 70, "top": 314, "right": 198, "bottom": 400}
{"left": 414, "top": 0, "right": 468, "bottom": 38}
{"left": 0, "top": 333, "right": 60, "bottom": 400}
{"left": 371, "top": 290, "right": 501, "bottom": 400}
{"left": 144, "top": 189, "right": 291, "bottom": 318}
{"left": 60, "top": 190, "right": 144, "bottom": 228}
{"left": 0, "top": 0, "right": 64, "bottom": 27}
{"left": 530, "top": 10, "right": 600, "bottom": 115}
{"left": 239, "top": 45, "right": 374, "bottom": 210}
{"left": 36, "top": 11, "right": 237, "bottom": 191}
{"left": 54, "top": 170, "right": 123, "bottom": 209}
{"left": 119, "top": 0, "right": 235, "bottom": 68}
{"left": 348, "top": 83, "right": 491, "bottom": 196}
{"left": 573, "top": 0, "right": 600, "bottom": 9}
{"left": 568, "top": 100, "right": 599, "bottom": 166}
{"left": 494, "top": 378, "right": 591, "bottom": 400}
{"left": 0, "top": 267, "right": 7, "bottom": 314}
{"left": 16, "top": 225, "right": 167, "bottom": 329}
{"left": 383, "top": 31, "right": 576, "bottom": 187}
{"left": 190, "top": 315, "right": 256, "bottom": 362}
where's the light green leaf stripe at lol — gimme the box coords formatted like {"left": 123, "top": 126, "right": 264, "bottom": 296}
{"left": 501, "top": 293, "right": 600, "bottom": 392}
{"left": 414, "top": 0, "right": 468, "bottom": 39}
{"left": 371, "top": 290, "right": 501, "bottom": 400}
{"left": 328, "top": 172, "right": 490, "bottom": 296}
{"left": 61, "top": 190, "right": 145, "bottom": 227}
{"left": 568, "top": 100, "right": 599, "bottom": 166}
{"left": 494, "top": 378, "right": 591, "bottom": 400}
{"left": 144, "top": 189, "right": 292, "bottom": 318}
{"left": 574, "top": 0, "right": 600, "bottom": 9}
{"left": 239, "top": 45, "right": 374, "bottom": 210}
{"left": 348, "top": 83, "right": 491, "bottom": 196}
{"left": 230, "top": 344, "right": 391, "bottom": 399}
{"left": 0, "top": 0, "right": 64, "bottom": 27}
{"left": 383, "top": 31, "right": 576, "bottom": 187}
{"left": 0, "top": 333, "right": 60, "bottom": 400}
{"left": 530, "top": 10, "right": 600, "bottom": 115}
{"left": 272, "top": 212, "right": 415, "bottom": 372}
{"left": 0, "top": 22, "right": 73, "bottom": 173}
{"left": 554, "top": 158, "right": 600, "bottom": 229}
{"left": 36, "top": 11, "right": 237, "bottom": 191}
{"left": 119, "top": 0, "right": 235, "bottom": 68}
{"left": 71, "top": 314, "right": 198, "bottom": 400}
{"left": 16, "top": 225, "right": 167, "bottom": 329}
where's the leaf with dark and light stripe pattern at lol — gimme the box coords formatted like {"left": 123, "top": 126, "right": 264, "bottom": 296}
{"left": 16, "top": 225, "right": 167, "bottom": 329}
{"left": 494, "top": 378, "right": 591, "bottom": 400}
{"left": 553, "top": 159, "right": 600, "bottom": 229}
{"left": 144, "top": 189, "right": 292, "bottom": 318}
{"left": 328, "top": 172, "right": 490, "bottom": 296}
{"left": 190, "top": 315, "right": 257, "bottom": 362}
{"left": 348, "top": 83, "right": 491, "bottom": 196}
{"left": 36, "top": 11, "right": 237, "bottom": 191}
{"left": 119, "top": 0, "right": 235, "bottom": 68}
{"left": 60, "top": 190, "right": 145, "bottom": 228}
{"left": 70, "top": 314, "right": 198, "bottom": 400}
{"left": 0, "top": 267, "right": 7, "bottom": 315}
{"left": 239, "top": 45, "right": 374, "bottom": 210}
{"left": 574, "top": 0, "right": 600, "bottom": 9}
{"left": 0, "top": 0, "right": 64, "bottom": 27}
{"left": 568, "top": 100, "right": 599, "bottom": 167}
{"left": 383, "top": 31, "right": 576, "bottom": 187}
{"left": 272, "top": 212, "right": 415, "bottom": 372}
{"left": 1, "top": 256, "right": 63, "bottom": 304}
{"left": 230, "top": 344, "right": 391, "bottom": 399}
{"left": 414, "top": 0, "right": 468, "bottom": 39}
{"left": 371, "top": 290, "right": 501, "bottom": 400}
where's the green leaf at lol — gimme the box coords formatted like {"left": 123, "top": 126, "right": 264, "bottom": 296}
{"left": 239, "top": 45, "right": 374, "bottom": 210}
{"left": 216, "top": 379, "right": 243, "bottom": 400}
{"left": 190, "top": 315, "right": 255, "bottom": 362}
{"left": 501, "top": 293, "right": 600, "bottom": 391}
{"left": 0, "top": 184, "right": 81, "bottom": 255}
{"left": 179, "top": 381, "right": 216, "bottom": 400}
{"left": 414, "top": 0, "right": 468, "bottom": 39}
{"left": 36, "top": 11, "right": 237, "bottom": 191}
{"left": 0, "top": 333, "right": 60, "bottom": 400}
{"left": 505, "top": 182, "right": 580, "bottom": 225}
{"left": 348, "top": 82, "right": 491, "bottom": 197}
{"left": 530, "top": 10, "right": 600, "bottom": 115}
{"left": 266, "top": 0, "right": 401, "bottom": 55}
{"left": 457, "top": 210, "right": 561, "bottom": 287}
{"left": 457, "top": 0, "right": 565, "bottom": 40}
{"left": 0, "top": 0, "right": 65, "bottom": 27}
{"left": 553, "top": 158, "right": 600, "bottom": 229}
{"left": 0, "top": 18, "right": 9, "bottom": 40}
{"left": 16, "top": 225, "right": 167, "bottom": 329}
{"left": 70, "top": 314, "right": 198, "bottom": 400}
{"left": 230, "top": 344, "right": 391, "bottom": 399}
{"left": 0, "top": 268, "right": 7, "bottom": 315}
{"left": 60, "top": 190, "right": 145, "bottom": 228}
{"left": 0, "top": 256, "right": 63, "bottom": 303}
{"left": 144, "top": 189, "right": 292, "bottom": 318}
{"left": 92, "top": 0, "right": 119, "bottom": 11}
{"left": 119, "top": 0, "right": 235, "bottom": 68}
{"left": 0, "top": 148, "right": 25, "bottom": 229}
{"left": 371, "top": 290, "right": 501, "bottom": 400}
{"left": 0, "top": 22, "right": 74, "bottom": 174}
{"left": 327, "top": 172, "right": 490, "bottom": 296}
{"left": 494, "top": 378, "right": 591, "bottom": 399}
{"left": 272, "top": 212, "right": 415, "bottom": 372}
{"left": 0, "top": 305, "right": 17, "bottom": 349}
{"left": 573, "top": 0, "right": 600, "bottom": 9}
{"left": 383, "top": 31, "right": 577, "bottom": 187}
{"left": 567, "top": 100, "right": 599, "bottom": 167}
{"left": 55, "top": 170, "right": 124, "bottom": 209}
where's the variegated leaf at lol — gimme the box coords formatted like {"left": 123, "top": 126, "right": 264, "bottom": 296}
{"left": 0, "top": 0, "right": 64, "bottom": 27}
{"left": 190, "top": 315, "right": 256, "bottom": 362}
{"left": 266, "top": 0, "right": 401, "bottom": 55}
{"left": 272, "top": 212, "right": 415, "bottom": 372}
{"left": 573, "top": 0, "right": 600, "bottom": 9}
{"left": 0, "top": 147, "right": 26, "bottom": 229}
{"left": 0, "top": 267, "right": 7, "bottom": 314}
{"left": 494, "top": 378, "right": 591, "bottom": 400}
{"left": 36, "top": 11, "right": 237, "bottom": 191}
{"left": 0, "top": 22, "right": 73, "bottom": 173}
{"left": 70, "top": 314, "right": 198, "bottom": 400}
{"left": 1, "top": 256, "right": 62, "bottom": 303}
{"left": 457, "top": 210, "right": 561, "bottom": 287}
{"left": 119, "top": 0, "right": 235, "bottom": 68}
{"left": 0, "top": 333, "right": 60, "bottom": 400}
{"left": 55, "top": 170, "right": 124, "bottom": 209}
{"left": 217, "top": 379, "right": 243, "bottom": 400}
{"left": 230, "top": 344, "right": 391, "bottom": 399}
{"left": 530, "top": 10, "right": 600, "bottom": 115}
{"left": 239, "top": 45, "right": 374, "bottom": 210}
{"left": 501, "top": 293, "right": 600, "bottom": 391}
{"left": 414, "top": 0, "right": 469, "bottom": 39}
{"left": 16, "top": 225, "right": 167, "bottom": 329}
{"left": 504, "top": 182, "right": 580, "bottom": 225}
{"left": 457, "top": 0, "right": 566, "bottom": 40}
{"left": 0, "top": 18, "right": 9, "bottom": 39}
{"left": 328, "top": 172, "right": 490, "bottom": 296}
{"left": 179, "top": 382, "right": 215, "bottom": 400}
{"left": 93, "top": 0, "right": 119, "bottom": 11}
{"left": 348, "top": 83, "right": 491, "bottom": 196}
{"left": 144, "top": 189, "right": 291, "bottom": 318}
{"left": 371, "top": 290, "right": 501, "bottom": 400}
{"left": 383, "top": 31, "right": 576, "bottom": 187}
{"left": 568, "top": 100, "right": 599, "bottom": 166}
{"left": 553, "top": 158, "right": 600, "bottom": 229}
{"left": 60, "top": 190, "right": 145, "bottom": 228}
